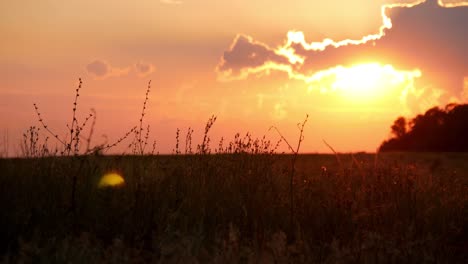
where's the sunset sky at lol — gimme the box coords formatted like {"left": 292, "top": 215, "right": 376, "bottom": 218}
{"left": 1, "top": 0, "right": 467, "bottom": 154}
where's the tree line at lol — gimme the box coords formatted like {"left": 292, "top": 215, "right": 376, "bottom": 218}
{"left": 380, "top": 103, "right": 468, "bottom": 152}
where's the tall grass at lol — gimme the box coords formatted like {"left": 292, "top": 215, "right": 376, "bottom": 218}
{"left": 1, "top": 153, "right": 466, "bottom": 263}
{"left": 0, "top": 129, "right": 9, "bottom": 158}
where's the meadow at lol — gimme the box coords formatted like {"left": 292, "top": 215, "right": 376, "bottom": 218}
{"left": 1, "top": 151, "right": 467, "bottom": 263}
{"left": 0, "top": 81, "right": 467, "bottom": 263}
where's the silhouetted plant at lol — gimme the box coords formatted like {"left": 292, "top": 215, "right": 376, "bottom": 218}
{"left": 32, "top": 79, "right": 140, "bottom": 156}
{"left": 269, "top": 114, "right": 309, "bottom": 239}
{"left": 197, "top": 115, "right": 217, "bottom": 154}
{"left": 174, "top": 128, "right": 181, "bottom": 155}
{"left": 132, "top": 80, "right": 152, "bottom": 155}
{"left": 184, "top": 127, "right": 194, "bottom": 154}
{"left": 20, "top": 126, "right": 52, "bottom": 157}
{"left": 0, "top": 129, "right": 8, "bottom": 157}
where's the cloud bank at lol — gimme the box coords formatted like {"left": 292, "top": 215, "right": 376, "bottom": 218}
{"left": 216, "top": 0, "right": 468, "bottom": 113}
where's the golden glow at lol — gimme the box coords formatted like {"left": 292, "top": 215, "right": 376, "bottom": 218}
{"left": 328, "top": 63, "right": 421, "bottom": 101}
{"left": 302, "top": 63, "right": 420, "bottom": 100}
{"left": 333, "top": 64, "right": 383, "bottom": 98}
{"left": 98, "top": 172, "right": 125, "bottom": 188}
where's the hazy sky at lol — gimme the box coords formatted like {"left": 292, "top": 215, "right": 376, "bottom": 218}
{"left": 1, "top": 0, "right": 467, "bottom": 154}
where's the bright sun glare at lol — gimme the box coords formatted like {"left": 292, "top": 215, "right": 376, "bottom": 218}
{"left": 334, "top": 64, "right": 382, "bottom": 95}
{"left": 323, "top": 63, "right": 421, "bottom": 101}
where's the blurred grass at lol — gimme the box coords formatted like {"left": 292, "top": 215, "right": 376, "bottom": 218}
{"left": 0, "top": 152, "right": 467, "bottom": 263}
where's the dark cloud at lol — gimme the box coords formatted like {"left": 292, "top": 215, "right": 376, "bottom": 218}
{"left": 134, "top": 61, "right": 155, "bottom": 77}
{"left": 86, "top": 60, "right": 110, "bottom": 78}
{"left": 86, "top": 59, "right": 156, "bottom": 79}
{"left": 216, "top": 35, "right": 291, "bottom": 80}
{"left": 217, "top": 0, "right": 468, "bottom": 96}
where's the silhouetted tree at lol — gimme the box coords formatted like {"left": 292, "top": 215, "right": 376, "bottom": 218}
{"left": 391, "top": 117, "right": 407, "bottom": 139}
{"left": 380, "top": 103, "right": 468, "bottom": 152}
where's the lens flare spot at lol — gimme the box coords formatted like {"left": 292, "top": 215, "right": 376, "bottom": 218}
{"left": 98, "top": 173, "right": 125, "bottom": 188}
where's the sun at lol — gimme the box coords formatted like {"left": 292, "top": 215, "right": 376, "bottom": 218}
{"left": 333, "top": 63, "right": 387, "bottom": 99}
{"left": 307, "top": 62, "right": 422, "bottom": 105}
{"left": 319, "top": 62, "right": 421, "bottom": 103}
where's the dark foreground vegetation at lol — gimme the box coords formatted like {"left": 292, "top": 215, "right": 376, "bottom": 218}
{"left": 1, "top": 152, "right": 467, "bottom": 263}
{"left": 380, "top": 103, "right": 468, "bottom": 152}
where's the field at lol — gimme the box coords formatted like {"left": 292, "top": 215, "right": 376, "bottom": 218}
{"left": 1, "top": 152, "right": 467, "bottom": 263}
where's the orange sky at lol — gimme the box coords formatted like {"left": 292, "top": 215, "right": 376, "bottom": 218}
{"left": 0, "top": 0, "right": 467, "bottom": 155}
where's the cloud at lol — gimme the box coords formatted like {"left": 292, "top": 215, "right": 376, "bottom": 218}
{"left": 217, "top": 35, "right": 291, "bottom": 81}
{"left": 86, "top": 60, "right": 130, "bottom": 79}
{"left": 134, "top": 61, "right": 156, "bottom": 77}
{"left": 86, "top": 60, "right": 109, "bottom": 77}
{"left": 216, "top": 0, "right": 468, "bottom": 112}
{"left": 86, "top": 60, "right": 156, "bottom": 79}
{"left": 160, "top": 0, "right": 183, "bottom": 5}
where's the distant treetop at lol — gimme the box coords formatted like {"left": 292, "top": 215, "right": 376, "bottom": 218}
{"left": 379, "top": 103, "right": 468, "bottom": 152}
